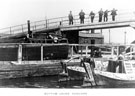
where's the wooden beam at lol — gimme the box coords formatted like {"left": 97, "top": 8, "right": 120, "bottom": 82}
{"left": 18, "top": 44, "right": 22, "bottom": 64}
{"left": 41, "top": 45, "right": 43, "bottom": 62}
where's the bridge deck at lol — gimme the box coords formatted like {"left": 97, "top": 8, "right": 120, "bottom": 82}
{"left": 60, "top": 20, "right": 135, "bottom": 31}
{"left": 0, "top": 10, "right": 135, "bottom": 38}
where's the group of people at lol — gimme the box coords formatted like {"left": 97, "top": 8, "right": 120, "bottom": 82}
{"left": 68, "top": 8, "right": 117, "bottom": 25}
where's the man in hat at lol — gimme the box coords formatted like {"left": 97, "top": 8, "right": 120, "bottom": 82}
{"left": 68, "top": 11, "right": 73, "bottom": 25}
{"left": 89, "top": 11, "right": 95, "bottom": 23}
{"left": 104, "top": 10, "right": 110, "bottom": 22}
{"left": 79, "top": 10, "right": 85, "bottom": 24}
{"left": 111, "top": 8, "right": 117, "bottom": 21}
{"left": 98, "top": 8, "right": 103, "bottom": 22}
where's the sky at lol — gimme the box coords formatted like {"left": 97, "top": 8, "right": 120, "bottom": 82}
{"left": 0, "top": 0, "right": 135, "bottom": 44}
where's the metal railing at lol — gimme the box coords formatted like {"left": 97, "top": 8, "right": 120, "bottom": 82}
{"left": 0, "top": 10, "right": 134, "bottom": 37}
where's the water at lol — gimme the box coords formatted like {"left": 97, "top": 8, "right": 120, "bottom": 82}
{"left": 0, "top": 76, "right": 135, "bottom": 88}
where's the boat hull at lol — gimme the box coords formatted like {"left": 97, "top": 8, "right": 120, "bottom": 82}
{"left": 0, "top": 60, "right": 81, "bottom": 79}
{"left": 0, "top": 62, "right": 61, "bottom": 79}
{"left": 95, "top": 71, "right": 135, "bottom": 86}
{"left": 67, "top": 66, "right": 86, "bottom": 80}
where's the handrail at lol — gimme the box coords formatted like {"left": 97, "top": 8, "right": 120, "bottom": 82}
{"left": 0, "top": 10, "right": 134, "bottom": 38}
{"left": 0, "top": 43, "right": 135, "bottom": 47}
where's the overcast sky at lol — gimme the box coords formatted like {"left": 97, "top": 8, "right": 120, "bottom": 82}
{"left": 0, "top": 0, "right": 135, "bottom": 44}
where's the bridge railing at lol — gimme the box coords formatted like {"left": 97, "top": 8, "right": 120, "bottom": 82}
{"left": 0, "top": 10, "right": 134, "bottom": 37}
{"left": 0, "top": 43, "right": 134, "bottom": 58}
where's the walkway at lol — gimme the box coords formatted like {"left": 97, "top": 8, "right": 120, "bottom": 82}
{"left": 0, "top": 10, "right": 135, "bottom": 38}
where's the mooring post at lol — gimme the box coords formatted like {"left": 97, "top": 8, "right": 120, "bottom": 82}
{"left": 18, "top": 44, "right": 22, "bottom": 64}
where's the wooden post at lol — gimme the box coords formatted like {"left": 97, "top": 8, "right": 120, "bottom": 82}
{"left": 74, "top": 18, "right": 76, "bottom": 25}
{"left": 117, "top": 46, "right": 119, "bottom": 56}
{"left": 10, "top": 27, "right": 12, "bottom": 34}
{"left": 18, "top": 44, "right": 22, "bottom": 64}
{"left": 27, "top": 20, "right": 30, "bottom": 34}
{"left": 35, "top": 22, "right": 36, "bottom": 30}
{"left": 109, "top": 29, "right": 110, "bottom": 44}
{"left": 91, "top": 29, "right": 95, "bottom": 33}
{"left": 46, "top": 19, "right": 48, "bottom": 28}
{"left": 86, "top": 46, "right": 88, "bottom": 56}
{"left": 130, "top": 46, "right": 132, "bottom": 52}
{"left": 41, "top": 45, "right": 43, "bottom": 63}
{"left": 61, "top": 17, "right": 63, "bottom": 26}
{"left": 71, "top": 46, "right": 73, "bottom": 57}
{"left": 124, "top": 31, "right": 126, "bottom": 45}
{"left": 81, "top": 46, "right": 83, "bottom": 56}
{"left": 101, "top": 29, "right": 102, "bottom": 34}
{"left": 83, "top": 62, "right": 96, "bottom": 86}
{"left": 22, "top": 25, "right": 23, "bottom": 33}
{"left": 111, "top": 46, "right": 114, "bottom": 56}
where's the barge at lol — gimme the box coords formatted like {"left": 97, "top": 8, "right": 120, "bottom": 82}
{"left": 0, "top": 21, "right": 72, "bottom": 79}
{"left": 0, "top": 43, "right": 70, "bottom": 79}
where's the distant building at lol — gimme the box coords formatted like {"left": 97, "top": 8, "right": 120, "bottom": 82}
{"left": 79, "top": 31, "right": 104, "bottom": 44}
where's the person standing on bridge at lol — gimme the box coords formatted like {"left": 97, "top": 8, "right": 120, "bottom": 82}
{"left": 68, "top": 11, "right": 74, "bottom": 25}
{"left": 111, "top": 8, "right": 117, "bottom": 21}
{"left": 79, "top": 10, "right": 85, "bottom": 24}
{"left": 104, "top": 10, "right": 110, "bottom": 22}
{"left": 98, "top": 8, "right": 103, "bottom": 22}
{"left": 89, "top": 11, "right": 95, "bottom": 23}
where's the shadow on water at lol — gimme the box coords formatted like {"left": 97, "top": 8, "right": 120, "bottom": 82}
{"left": 0, "top": 76, "right": 135, "bottom": 88}
{"left": 0, "top": 76, "right": 60, "bottom": 88}
{"left": 0, "top": 76, "right": 86, "bottom": 88}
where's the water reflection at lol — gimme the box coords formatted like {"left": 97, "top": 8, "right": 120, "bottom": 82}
{"left": 0, "top": 76, "right": 135, "bottom": 88}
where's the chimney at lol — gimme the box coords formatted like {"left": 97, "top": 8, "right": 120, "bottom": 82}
{"left": 27, "top": 20, "right": 32, "bottom": 38}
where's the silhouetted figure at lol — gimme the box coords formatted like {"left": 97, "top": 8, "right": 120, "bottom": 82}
{"left": 24, "top": 35, "right": 30, "bottom": 43}
{"left": 59, "top": 21, "right": 62, "bottom": 25}
{"left": 90, "top": 46, "right": 95, "bottom": 57}
{"left": 111, "top": 8, "right": 117, "bottom": 21}
{"left": 46, "top": 33, "right": 53, "bottom": 43}
{"left": 98, "top": 8, "right": 103, "bottom": 22}
{"left": 79, "top": 10, "right": 85, "bottom": 24}
{"left": 89, "top": 11, "right": 95, "bottom": 23}
{"left": 53, "top": 36, "right": 58, "bottom": 43}
{"left": 104, "top": 10, "right": 110, "bottom": 22}
{"left": 68, "top": 11, "right": 73, "bottom": 25}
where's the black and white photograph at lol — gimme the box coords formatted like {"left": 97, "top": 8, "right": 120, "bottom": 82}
{"left": 0, "top": 0, "right": 135, "bottom": 96}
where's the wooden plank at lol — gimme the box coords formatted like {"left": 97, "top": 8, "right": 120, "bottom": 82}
{"left": 83, "top": 62, "right": 96, "bottom": 86}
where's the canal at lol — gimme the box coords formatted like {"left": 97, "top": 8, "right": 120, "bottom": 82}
{"left": 0, "top": 76, "right": 135, "bottom": 88}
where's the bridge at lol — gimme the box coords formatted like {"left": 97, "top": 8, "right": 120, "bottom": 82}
{"left": 0, "top": 10, "right": 135, "bottom": 39}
